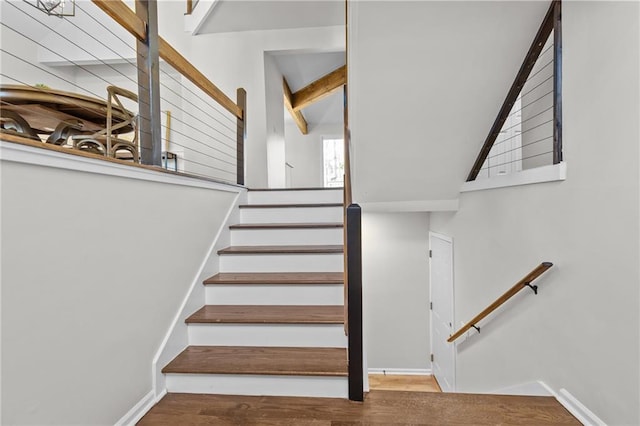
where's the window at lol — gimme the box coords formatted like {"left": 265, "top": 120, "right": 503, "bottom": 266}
{"left": 323, "top": 137, "right": 344, "bottom": 188}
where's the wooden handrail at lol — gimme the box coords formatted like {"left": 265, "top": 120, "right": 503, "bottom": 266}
{"left": 186, "top": 0, "right": 193, "bottom": 15}
{"left": 447, "top": 262, "right": 553, "bottom": 343}
{"left": 92, "top": 0, "right": 146, "bottom": 41}
{"left": 157, "top": 38, "right": 243, "bottom": 119}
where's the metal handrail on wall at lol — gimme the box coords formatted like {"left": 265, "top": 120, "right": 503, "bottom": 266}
{"left": 447, "top": 262, "right": 554, "bottom": 343}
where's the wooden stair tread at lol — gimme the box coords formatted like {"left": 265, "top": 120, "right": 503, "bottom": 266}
{"left": 162, "top": 346, "right": 348, "bottom": 376}
{"left": 239, "top": 203, "right": 343, "bottom": 209}
{"left": 204, "top": 272, "right": 344, "bottom": 285}
{"left": 249, "top": 187, "right": 343, "bottom": 191}
{"left": 218, "top": 245, "right": 343, "bottom": 255}
{"left": 186, "top": 305, "right": 344, "bottom": 324}
{"left": 230, "top": 222, "right": 343, "bottom": 229}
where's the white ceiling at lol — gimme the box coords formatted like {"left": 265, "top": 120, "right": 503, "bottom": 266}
{"left": 198, "top": 0, "right": 344, "bottom": 34}
{"left": 198, "top": 0, "right": 346, "bottom": 128}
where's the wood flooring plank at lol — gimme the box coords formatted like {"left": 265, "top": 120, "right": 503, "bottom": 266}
{"left": 229, "top": 222, "right": 343, "bottom": 229}
{"left": 368, "top": 374, "right": 441, "bottom": 392}
{"left": 162, "top": 346, "right": 348, "bottom": 376}
{"left": 139, "top": 391, "right": 580, "bottom": 425}
{"left": 239, "top": 203, "right": 343, "bottom": 209}
{"left": 185, "top": 305, "right": 344, "bottom": 324}
{"left": 203, "top": 272, "right": 344, "bottom": 285}
{"left": 248, "top": 187, "right": 343, "bottom": 191}
{"left": 218, "top": 245, "right": 343, "bottom": 255}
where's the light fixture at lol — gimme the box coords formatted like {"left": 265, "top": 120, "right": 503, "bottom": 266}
{"left": 23, "top": 0, "right": 75, "bottom": 17}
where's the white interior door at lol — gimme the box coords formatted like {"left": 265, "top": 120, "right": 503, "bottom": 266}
{"left": 429, "top": 232, "right": 455, "bottom": 392}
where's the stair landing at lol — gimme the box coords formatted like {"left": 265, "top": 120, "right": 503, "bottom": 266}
{"left": 139, "top": 391, "right": 581, "bottom": 425}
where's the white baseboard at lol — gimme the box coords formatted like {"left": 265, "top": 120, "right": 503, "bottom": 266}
{"left": 556, "top": 388, "right": 607, "bottom": 426}
{"left": 494, "top": 381, "right": 606, "bottom": 426}
{"left": 368, "top": 368, "right": 432, "bottom": 376}
{"left": 114, "top": 389, "right": 166, "bottom": 426}
{"left": 490, "top": 380, "right": 554, "bottom": 397}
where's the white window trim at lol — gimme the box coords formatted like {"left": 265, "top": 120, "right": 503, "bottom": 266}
{"left": 0, "top": 141, "right": 244, "bottom": 193}
{"left": 461, "top": 162, "right": 566, "bottom": 193}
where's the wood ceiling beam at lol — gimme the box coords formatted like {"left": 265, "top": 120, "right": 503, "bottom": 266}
{"left": 283, "top": 77, "right": 308, "bottom": 135}
{"left": 291, "top": 65, "right": 346, "bottom": 112}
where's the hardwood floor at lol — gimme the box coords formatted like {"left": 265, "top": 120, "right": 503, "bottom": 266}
{"left": 369, "top": 374, "right": 442, "bottom": 392}
{"left": 239, "top": 203, "right": 343, "bottom": 209}
{"left": 229, "top": 222, "right": 343, "bottom": 229}
{"left": 138, "top": 390, "right": 580, "bottom": 425}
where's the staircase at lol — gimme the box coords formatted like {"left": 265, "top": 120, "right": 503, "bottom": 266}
{"left": 162, "top": 188, "right": 349, "bottom": 398}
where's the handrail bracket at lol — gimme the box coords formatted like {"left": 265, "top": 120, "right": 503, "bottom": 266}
{"left": 524, "top": 282, "right": 538, "bottom": 295}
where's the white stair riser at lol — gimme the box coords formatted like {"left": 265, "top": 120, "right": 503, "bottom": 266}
{"left": 220, "top": 253, "right": 343, "bottom": 273}
{"left": 240, "top": 207, "right": 343, "bottom": 224}
{"left": 248, "top": 190, "right": 342, "bottom": 205}
{"left": 206, "top": 284, "right": 344, "bottom": 305}
{"left": 187, "top": 324, "right": 347, "bottom": 347}
{"left": 230, "top": 228, "right": 343, "bottom": 246}
{"left": 165, "top": 374, "right": 348, "bottom": 398}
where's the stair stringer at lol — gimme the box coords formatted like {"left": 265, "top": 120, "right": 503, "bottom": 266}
{"left": 151, "top": 188, "right": 247, "bottom": 397}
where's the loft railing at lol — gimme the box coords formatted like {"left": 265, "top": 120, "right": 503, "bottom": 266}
{"left": 0, "top": 0, "right": 245, "bottom": 185}
{"left": 467, "top": 0, "right": 562, "bottom": 181}
{"left": 448, "top": 262, "right": 553, "bottom": 343}
{"left": 343, "top": 79, "right": 363, "bottom": 399}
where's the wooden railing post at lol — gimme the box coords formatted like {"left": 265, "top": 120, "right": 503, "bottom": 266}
{"left": 553, "top": 0, "right": 563, "bottom": 164}
{"left": 346, "top": 203, "right": 363, "bottom": 402}
{"left": 135, "top": 0, "right": 162, "bottom": 166}
{"left": 236, "top": 88, "right": 246, "bottom": 186}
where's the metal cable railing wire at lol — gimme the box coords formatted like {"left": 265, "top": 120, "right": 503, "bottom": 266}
{"left": 0, "top": 2, "right": 242, "bottom": 183}
{"left": 478, "top": 32, "right": 555, "bottom": 178}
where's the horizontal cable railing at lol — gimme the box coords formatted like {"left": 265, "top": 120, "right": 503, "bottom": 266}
{"left": 0, "top": 0, "right": 245, "bottom": 185}
{"left": 467, "top": 0, "right": 561, "bottom": 181}
{"left": 447, "top": 262, "right": 554, "bottom": 343}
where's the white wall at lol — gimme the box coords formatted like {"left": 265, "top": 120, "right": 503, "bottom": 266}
{"left": 0, "top": 1, "right": 77, "bottom": 90}
{"left": 362, "top": 212, "right": 430, "bottom": 370}
{"left": 182, "top": 26, "right": 345, "bottom": 188}
{"left": 284, "top": 122, "right": 342, "bottom": 188}
{"left": 0, "top": 160, "right": 238, "bottom": 425}
{"left": 429, "top": 2, "right": 639, "bottom": 424}
{"left": 264, "top": 53, "right": 286, "bottom": 188}
{"left": 348, "top": 1, "right": 549, "bottom": 204}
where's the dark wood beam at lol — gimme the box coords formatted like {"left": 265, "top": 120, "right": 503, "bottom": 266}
{"left": 283, "top": 77, "right": 308, "bottom": 135}
{"left": 291, "top": 65, "right": 346, "bottom": 112}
